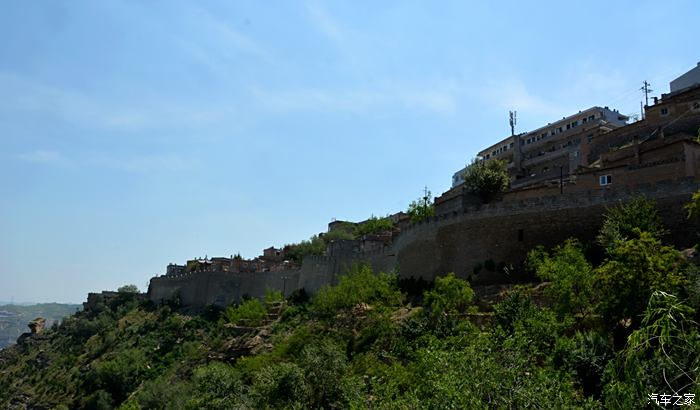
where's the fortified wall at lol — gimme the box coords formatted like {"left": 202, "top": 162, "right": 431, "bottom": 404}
{"left": 147, "top": 177, "right": 699, "bottom": 309}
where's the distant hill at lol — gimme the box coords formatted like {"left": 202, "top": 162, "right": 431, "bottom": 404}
{"left": 0, "top": 303, "right": 81, "bottom": 349}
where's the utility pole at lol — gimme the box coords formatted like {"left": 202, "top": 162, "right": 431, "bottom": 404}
{"left": 640, "top": 81, "right": 653, "bottom": 119}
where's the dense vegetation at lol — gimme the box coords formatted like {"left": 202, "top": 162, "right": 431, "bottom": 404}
{"left": 1, "top": 196, "right": 699, "bottom": 409}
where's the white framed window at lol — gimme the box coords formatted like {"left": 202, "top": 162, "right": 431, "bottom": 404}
{"left": 599, "top": 175, "right": 612, "bottom": 186}
{"left": 660, "top": 107, "right": 669, "bottom": 116}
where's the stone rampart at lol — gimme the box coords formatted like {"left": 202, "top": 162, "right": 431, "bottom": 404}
{"left": 148, "top": 177, "right": 699, "bottom": 308}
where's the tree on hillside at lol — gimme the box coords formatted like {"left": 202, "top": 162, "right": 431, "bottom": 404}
{"left": 461, "top": 158, "right": 510, "bottom": 203}
{"left": 596, "top": 196, "right": 668, "bottom": 253}
{"left": 528, "top": 239, "right": 595, "bottom": 320}
{"left": 354, "top": 215, "right": 395, "bottom": 236}
{"left": 594, "top": 231, "right": 686, "bottom": 328}
{"left": 285, "top": 235, "right": 326, "bottom": 262}
{"left": 424, "top": 273, "right": 475, "bottom": 320}
{"left": 407, "top": 186, "right": 434, "bottom": 223}
{"left": 117, "top": 284, "right": 139, "bottom": 294}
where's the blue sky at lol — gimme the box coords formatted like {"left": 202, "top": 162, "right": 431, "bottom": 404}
{"left": 1, "top": 1, "right": 698, "bottom": 303}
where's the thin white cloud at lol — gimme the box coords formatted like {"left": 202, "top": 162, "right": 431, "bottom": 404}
{"left": 305, "top": 1, "right": 346, "bottom": 47}
{"left": 0, "top": 71, "right": 238, "bottom": 131}
{"left": 88, "top": 153, "right": 191, "bottom": 173}
{"left": 172, "top": 4, "right": 275, "bottom": 80}
{"left": 200, "top": 12, "right": 273, "bottom": 62}
{"left": 17, "top": 150, "right": 70, "bottom": 166}
{"left": 250, "top": 84, "right": 457, "bottom": 115}
{"left": 479, "top": 77, "right": 567, "bottom": 119}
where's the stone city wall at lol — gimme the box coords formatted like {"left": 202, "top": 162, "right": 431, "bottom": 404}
{"left": 148, "top": 177, "right": 699, "bottom": 308}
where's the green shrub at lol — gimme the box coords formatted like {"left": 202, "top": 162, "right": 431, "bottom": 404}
{"left": 529, "top": 239, "right": 595, "bottom": 319}
{"left": 250, "top": 362, "right": 310, "bottom": 409}
{"left": 224, "top": 299, "right": 267, "bottom": 327}
{"left": 354, "top": 215, "right": 395, "bottom": 236}
{"left": 596, "top": 196, "right": 667, "bottom": 253}
{"left": 311, "top": 265, "right": 404, "bottom": 317}
{"left": 423, "top": 273, "right": 474, "bottom": 319}
{"left": 187, "top": 362, "right": 248, "bottom": 409}
{"left": 264, "top": 289, "right": 284, "bottom": 306}
{"left": 595, "top": 232, "right": 687, "bottom": 327}
{"left": 552, "top": 331, "right": 613, "bottom": 397}
{"left": 298, "top": 340, "right": 350, "bottom": 408}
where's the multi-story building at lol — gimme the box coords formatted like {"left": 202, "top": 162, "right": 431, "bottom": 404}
{"left": 451, "top": 106, "right": 628, "bottom": 188}
{"left": 444, "top": 62, "right": 700, "bottom": 207}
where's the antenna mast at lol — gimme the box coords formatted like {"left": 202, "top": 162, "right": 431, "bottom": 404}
{"left": 509, "top": 110, "right": 517, "bottom": 136}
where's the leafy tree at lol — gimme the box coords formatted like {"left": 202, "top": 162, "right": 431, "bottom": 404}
{"left": 117, "top": 284, "right": 139, "bottom": 293}
{"left": 407, "top": 187, "right": 434, "bottom": 223}
{"left": 298, "top": 340, "right": 350, "bottom": 409}
{"left": 323, "top": 224, "right": 356, "bottom": 242}
{"left": 685, "top": 190, "right": 700, "bottom": 243}
{"left": 552, "top": 331, "right": 613, "bottom": 398}
{"left": 603, "top": 291, "right": 700, "bottom": 407}
{"left": 187, "top": 362, "right": 248, "bottom": 410}
{"left": 88, "top": 348, "right": 153, "bottom": 404}
{"left": 285, "top": 235, "right": 327, "bottom": 262}
{"left": 250, "top": 362, "right": 310, "bottom": 409}
{"left": 311, "top": 265, "right": 404, "bottom": 317}
{"left": 129, "top": 377, "right": 191, "bottom": 410}
{"left": 596, "top": 196, "right": 667, "bottom": 253}
{"left": 224, "top": 299, "right": 267, "bottom": 327}
{"left": 493, "top": 289, "right": 537, "bottom": 336}
{"left": 529, "top": 239, "right": 595, "bottom": 319}
{"left": 354, "top": 215, "right": 395, "bottom": 236}
{"left": 423, "top": 273, "right": 474, "bottom": 319}
{"left": 595, "top": 231, "right": 687, "bottom": 328}
{"left": 462, "top": 158, "right": 510, "bottom": 202}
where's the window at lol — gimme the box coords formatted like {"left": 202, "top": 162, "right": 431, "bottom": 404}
{"left": 582, "top": 117, "right": 588, "bottom": 123}
{"left": 587, "top": 134, "right": 593, "bottom": 143}
{"left": 517, "top": 229, "right": 524, "bottom": 242}
{"left": 599, "top": 175, "right": 612, "bottom": 186}
{"left": 692, "top": 101, "right": 700, "bottom": 111}
{"left": 660, "top": 107, "right": 669, "bottom": 116}
{"left": 588, "top": 115, "right": 595, "bottom": 121}
{"left": 572, "top": 120, "right": 579, "bottom": 127}
{"left": 566, "top": 124, "right": 571, "bottom": 130}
